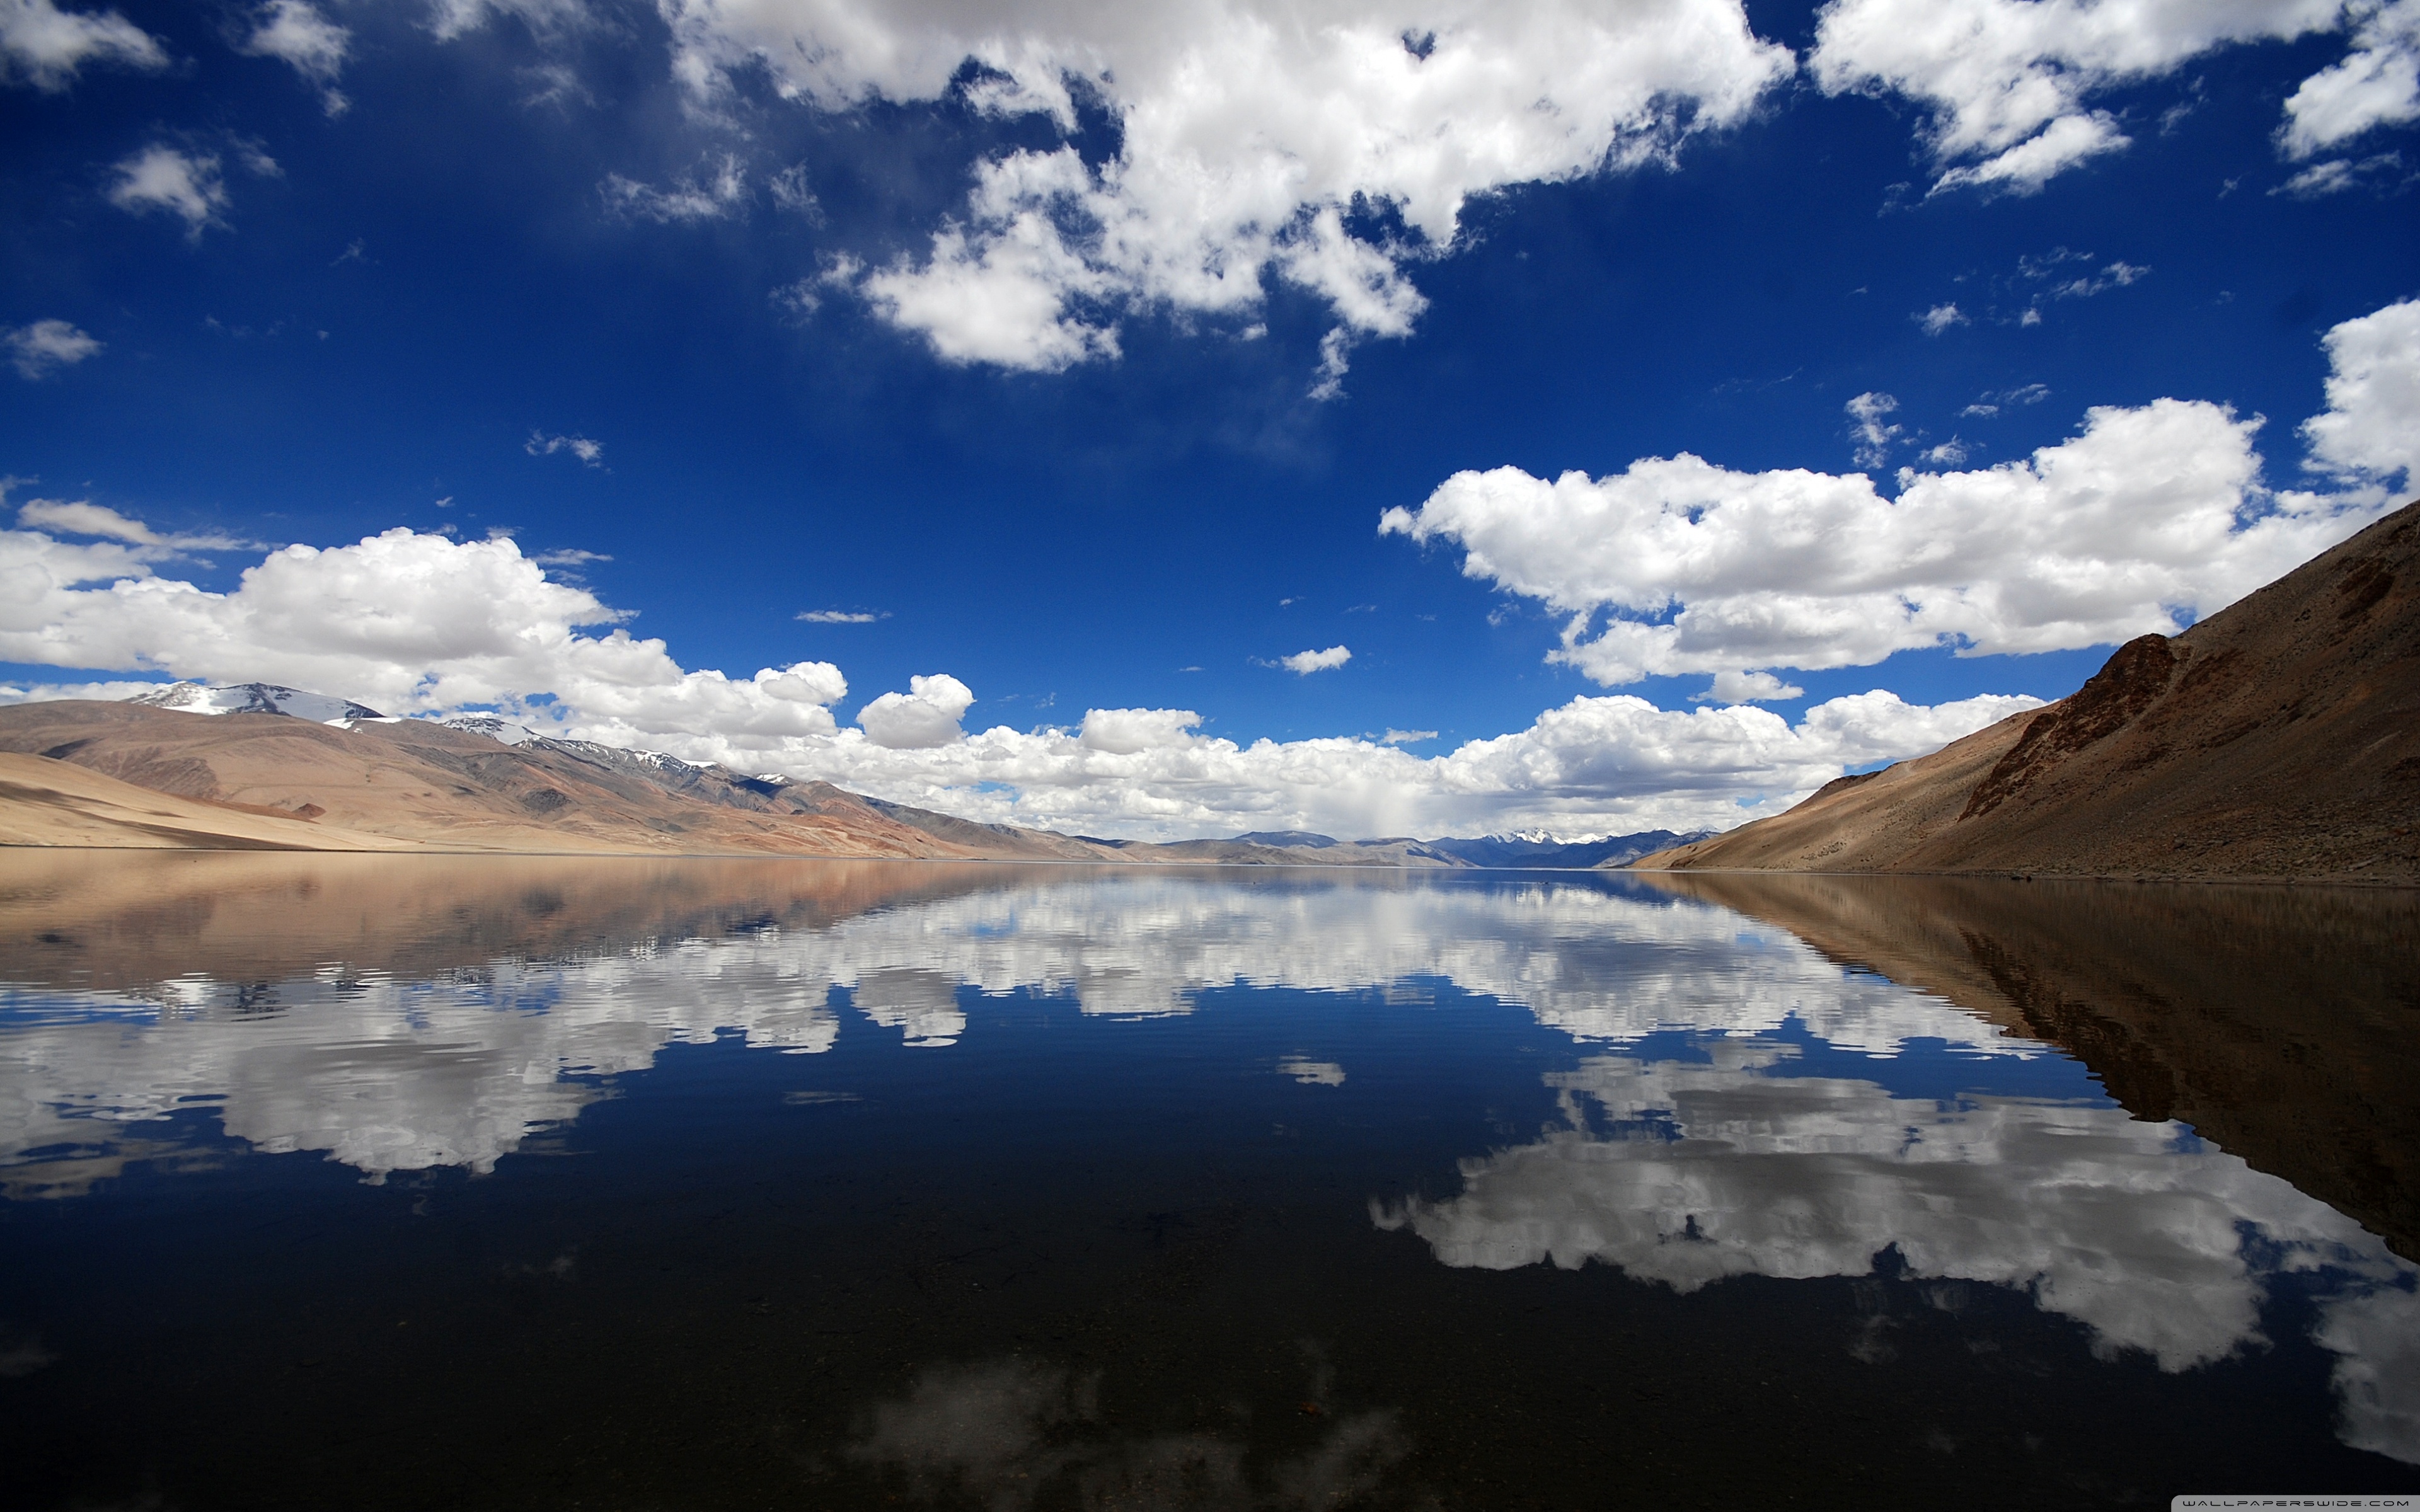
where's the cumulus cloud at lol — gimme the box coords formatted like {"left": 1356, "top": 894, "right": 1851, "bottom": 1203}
{"left": 1281, "top": 645, "right": 1352, "bottom": 675}
{"left": 0, "top": 0, "right": 166, "bottom": 90}
{"left": 858, "top": 673, "right": 974, "bottom": 749}
{"left": 1917, "top": 302, "right": 1966, "bottom": 335}
{"left": 1694, "top": 669, "right": 1802, "bottom": 703}
{"left": 526, "top": 430, "right": 602, "bottom": 465}
{"left": 1079, "top": 706, "right": 1202, "bottom": 755}
{"left": 2281, "top": 0, "right": 2420, "bottom": 158}
{"left": 638, "top": 0, "right": 1791, "bottom": 377}
{"left": 238, "top": 0, "right": 350, "bottom": 115}
{"left": 0, "top": 522, "right": 853, "bottom": 748}
{"left": 768, "top": 686, "right": 2037, "bottom": 841}
{"left": 0, "top": 504, "right": 2040, "bottom": 834}
{"left": 2302, "top": 295, "right": 2420, "bottom": 488}
{"left": 1810, "top": 0, "right": 2342, "bottom": 193}
{"left": 1381, "top": 302, "right": 2401, "bottom": 694}
{"left": 6, "top": 319, "right": 100, "bottom": 379}
{"left": 107, "top": 146, "right": 230, "bottom": 236}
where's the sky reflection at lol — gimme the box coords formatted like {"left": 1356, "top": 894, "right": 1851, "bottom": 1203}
{"left": 0, "top": 857, "right": 2412, "bottom": 1468}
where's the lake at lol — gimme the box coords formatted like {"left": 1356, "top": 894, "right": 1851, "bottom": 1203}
{"left": 3, "top": 852, "right": 2416, "bottom": 1508}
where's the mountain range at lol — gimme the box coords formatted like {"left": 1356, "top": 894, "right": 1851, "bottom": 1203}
{"left": 0, "top": 689, "right": 1700, "bottom": 866}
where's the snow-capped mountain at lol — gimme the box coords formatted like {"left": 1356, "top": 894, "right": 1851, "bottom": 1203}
{"left": 125, "top": 682, "right": 389, "bottom": 725}
{"left": 438, "top": 714, "right": 543, "bottom": 747}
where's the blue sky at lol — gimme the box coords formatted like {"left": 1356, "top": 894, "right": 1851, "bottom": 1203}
{"left": 3, "top": 0, "right": 2416, "bottom": 839}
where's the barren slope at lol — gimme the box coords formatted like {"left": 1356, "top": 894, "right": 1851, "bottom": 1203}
{"left": 0, "top": 702, "right": 1023, "bottom": 857}
{"left": 0, "top": 752, "right": 423, "bottom": 851}
{"left": 1639, "top": 498, "right": 2420, "bottom": 881}
{"left": 0, "top": 702, "right": 1514, "bottom": 864}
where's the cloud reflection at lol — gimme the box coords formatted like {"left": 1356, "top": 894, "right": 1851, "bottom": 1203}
{"left": 845, "top": 1357, "right": 1410, "bottom": 1511}
{"left": 0, "top": 875, "right": 2031, "bottom": 1190}
{"left": 1374, "top": 1041, "right": 2420, "bottom": 1463}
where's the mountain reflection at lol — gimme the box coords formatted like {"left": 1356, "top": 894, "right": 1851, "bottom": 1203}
{"left": 0, "top": 854, "right": 2041, "bottom": 1190}
{"left": 3, "top": 852, "right": 2417, "bottom": 1473}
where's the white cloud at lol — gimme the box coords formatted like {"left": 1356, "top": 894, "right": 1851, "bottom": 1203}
{"left": 0, "top": 507, "right": 2037, "bottom": 835}
{"left": 1079, "top": 706, "right": 1202, "bottom": 755}
{"left": 0, "top": 522, "right": 853, "bottom": 747}
{"left": 2272, "top": 149, "right": 2408, "bottom": 195}
{"left": 16, "top": 496, "right": 249, "bottom": 551}
{"left": 1810, "top": 0, "right": 2342, "bottom": 193}
{"left": 1382, "top": 302, "right": 2403, "bottom": 690}
{"left": 599, "top": 154, "right": 747, "bottom": 222}
{"left": 2282, "top": 0, "right": 2420, "bottom": 158}
{"left": 0, "top": 0, "right": 166, "bottom": 90}
{"left": 650, "top": 0, "right": 1792, "bottom": 375}
{"left": 858, "top": 673, "right": 974, "bottom": 748}
{"left": 797, "top": 609, "right": 884, "bottom": 624}
{"left": 1379, "top": 727, "right": 1436, "bottom": 745}
{"left": 239, "top": 0, "right": 350, "bottom": 115}
{"left": 2053, "top": 260, "right": 2150, "bottom": 298}
{"left": 754, "top": 685, "right": 2037, "bottom": 841}
{"left": 425, "top": 0, "right": 591, "bottom": 45}
{"left": 1920, "top": 437, "right": 1969, "bottom": 466}
{"left": 1280, "top": 644, "right": 1352, "bottom": 675}
{"left": 531, "top": 546, "right": 609, "bottom": 568}
{"left": 6, "top": 319, "right": 100, "bottom": 379}
{"left": 6, "top": 305, "right": 2403, "bottom": 844}
{"left": 526, "top": 430, "right": 602, "bottom": 465}
{"left": 1917, "top": 302, "right": 1966, "bottom": 335}
{"left": 1845, "top": 390, "right": 1899, "bottom": 467}
{"left": 2302, "top": 295, "right": 2420, "bottom": 489}
{"left": 107, "top": 146, "right": 229, "bottom": 236}
{"left": 1693, "top": 669, "right": 1802, "bottom": 703}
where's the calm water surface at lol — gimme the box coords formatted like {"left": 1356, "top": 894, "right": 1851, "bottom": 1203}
{"left": 1, "top": 852, "right": 2416, "bottom": 1508}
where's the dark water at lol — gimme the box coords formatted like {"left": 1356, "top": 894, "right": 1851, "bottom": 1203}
{"left": 1, "top": 852, "right": 2416, "bottom": 1509}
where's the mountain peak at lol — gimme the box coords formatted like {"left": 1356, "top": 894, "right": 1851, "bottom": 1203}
{"left": 124, "top": 682, "right": 388, "bottom": 726}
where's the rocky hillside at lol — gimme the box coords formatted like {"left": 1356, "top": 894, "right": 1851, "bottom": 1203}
{"left": 1636, "top": 498, "right": 2420, "bottom": 882}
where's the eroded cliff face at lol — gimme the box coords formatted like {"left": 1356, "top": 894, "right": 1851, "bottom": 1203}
{"left": 1637, "top": 499, "right": 2420, "bottom": 881}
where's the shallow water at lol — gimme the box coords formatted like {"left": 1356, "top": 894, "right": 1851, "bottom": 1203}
{"left": 1, "top": 852, "right": 2416, "bottom": 1508}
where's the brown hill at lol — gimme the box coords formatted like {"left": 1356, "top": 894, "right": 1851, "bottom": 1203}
{"left": 1636, "top": 498, "right": 2420, "bottom": 882}
{"left": 0, "top": 751, "right": 423, "bottom": 852}
{"left": 0, "top": 701, "right": 1090, "bottom": 859}
{"left": 0, "top": 701, "right": 1490, "bottom": 864}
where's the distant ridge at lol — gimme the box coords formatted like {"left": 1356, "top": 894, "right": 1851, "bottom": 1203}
{"left": 1227, "top": 830, "right": 1710, "bottom": 868}
{"left": 0, "top": 689, "right": 1695, "bottom": 865}
{"left": 1635, "top": 498, "right": 2420, "bottom": 883}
